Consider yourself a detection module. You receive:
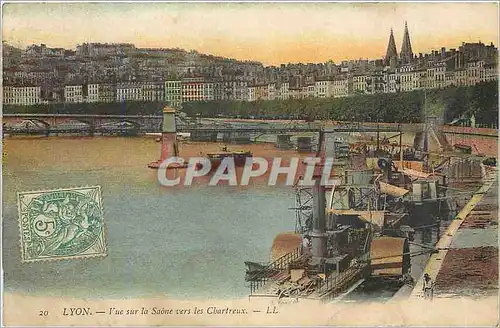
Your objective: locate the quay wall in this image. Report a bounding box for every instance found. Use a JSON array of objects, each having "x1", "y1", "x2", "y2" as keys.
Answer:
[
  {"x1": 410, "y1": 165, "x2": 498, "y2": 299},
  {"x1": 440, "y1": 126, "x2": 498, "y2": 157}
]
